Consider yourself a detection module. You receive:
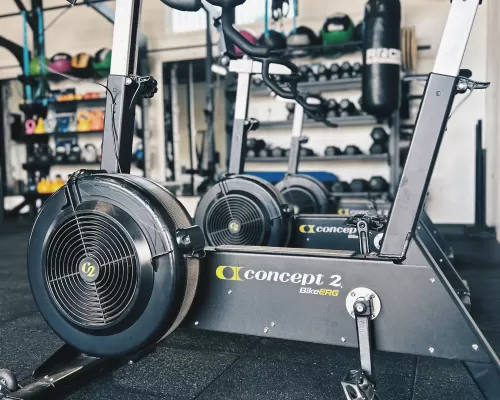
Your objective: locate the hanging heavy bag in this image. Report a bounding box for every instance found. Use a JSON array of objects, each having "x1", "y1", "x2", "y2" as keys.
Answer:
[
  {"x1": 362, "y1": 0, "x2": 401, "y2": 118},
  {"x1": 92, "y1": 48, "x2": 112, "y2": 77}
]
